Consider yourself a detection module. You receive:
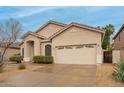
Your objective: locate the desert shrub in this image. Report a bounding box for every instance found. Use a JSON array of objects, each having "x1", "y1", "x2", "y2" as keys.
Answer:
[
  {"x1": 113, "y1": 59, "x2": 124, "y2": 81},
  {"x1": 33, "y1": 56, "x2": 53, "y2": 64},
  {"x1": 9, "y1": 54, "x2": 23, "y2": 63},
  {"x1": 18, "y1": 63, "x2": 26, "y2": 70}
]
